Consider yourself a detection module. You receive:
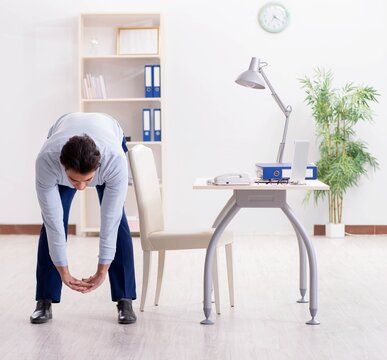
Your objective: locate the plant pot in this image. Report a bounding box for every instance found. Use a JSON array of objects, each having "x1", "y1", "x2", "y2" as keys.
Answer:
[{"x1": 326, "y1": 223, "x2": 345, "y2": 238}]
